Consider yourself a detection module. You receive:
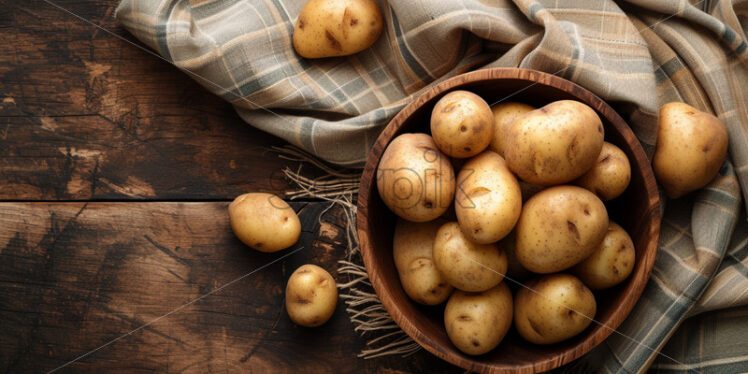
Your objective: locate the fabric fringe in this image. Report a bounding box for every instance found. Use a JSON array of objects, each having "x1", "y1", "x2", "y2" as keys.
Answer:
[{"x1": 273, "y1": 145, "x2": 421, "y2": 359}]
